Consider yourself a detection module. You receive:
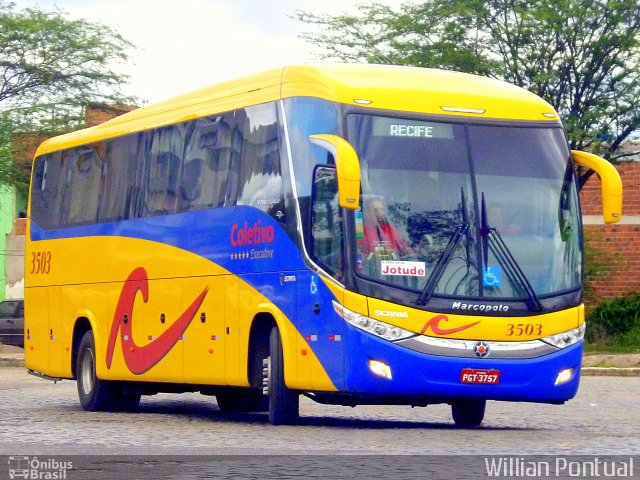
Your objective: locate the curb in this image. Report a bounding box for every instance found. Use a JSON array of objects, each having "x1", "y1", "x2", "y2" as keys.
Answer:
[
  {"x1": 581, "y1": 367, "x2": 640, "y2": 377},
  {"x1": 0, "y1": 356, "x2": 24, "y2": 368}
]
